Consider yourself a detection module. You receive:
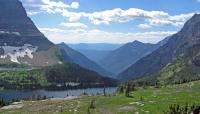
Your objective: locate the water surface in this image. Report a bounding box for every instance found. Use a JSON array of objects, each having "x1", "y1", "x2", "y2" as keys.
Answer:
[{"x1": 0, "y1": 87, "x2": 117, "y2": 101}]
